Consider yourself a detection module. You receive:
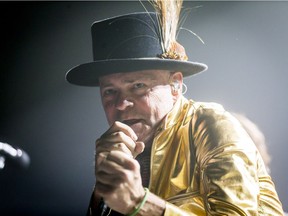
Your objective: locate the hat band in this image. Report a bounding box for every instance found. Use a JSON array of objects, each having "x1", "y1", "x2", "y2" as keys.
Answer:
[{"x1": 157, "y1": 41, "x2": 188, "y2": 61}]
